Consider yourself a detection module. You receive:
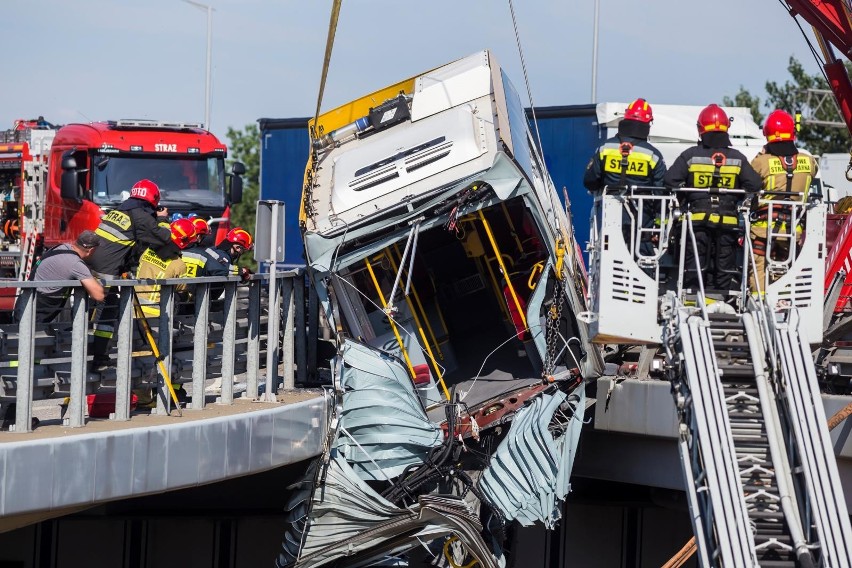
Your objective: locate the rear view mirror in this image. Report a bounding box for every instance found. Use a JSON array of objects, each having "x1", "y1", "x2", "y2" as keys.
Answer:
[
  {"x1": 60, "y1": 171, "x2": 79, "y2": 201},
  {"x1": 229, "y1": 175, "x2": 243, "y2": 204},
  {"x1": 231, "y1": 161, "x2": 246, "y2": 176},
  {"x1": 60, "y1": 151, "x2": 80, "y2": 201},
  {"x1": 61, "y1": 154, "x2": 77, "y2": 170}
]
